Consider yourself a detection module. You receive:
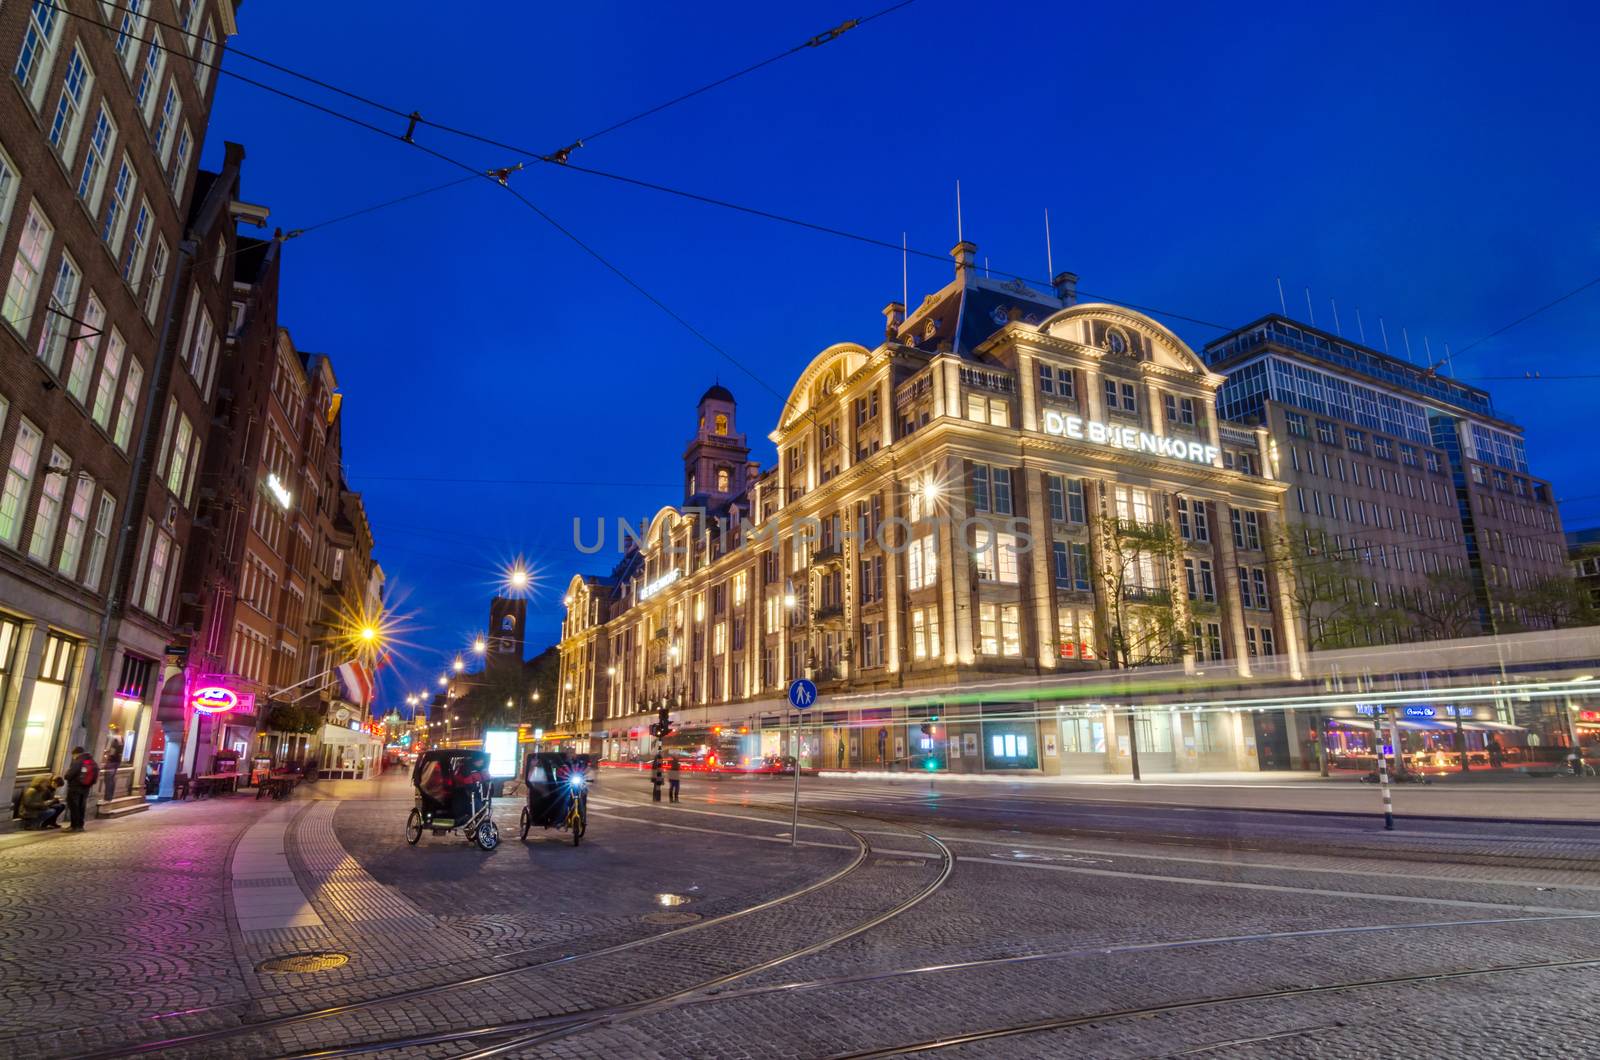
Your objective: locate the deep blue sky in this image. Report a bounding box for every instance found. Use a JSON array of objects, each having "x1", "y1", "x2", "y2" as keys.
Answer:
[{"x1": 202, "y1": 1, "x2": 1600, "y2": 713}]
